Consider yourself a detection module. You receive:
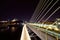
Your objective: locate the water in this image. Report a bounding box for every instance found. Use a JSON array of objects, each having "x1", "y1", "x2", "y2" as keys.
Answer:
[
  {"x1": 0, "y1": 24, "x2": 41, "y2": 40},
  {"x1": 0, "y1": 24, "x2": 23, "y2": 40}
]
